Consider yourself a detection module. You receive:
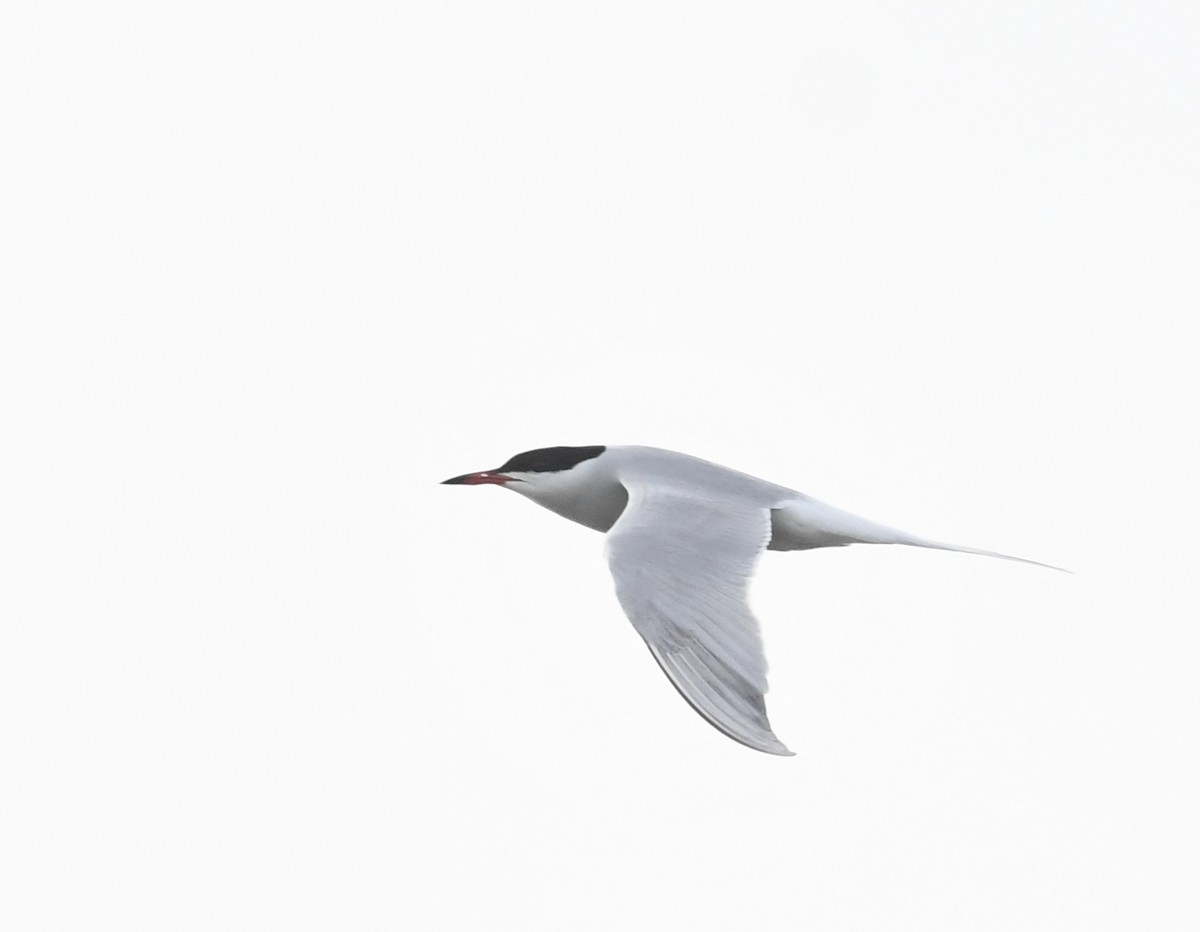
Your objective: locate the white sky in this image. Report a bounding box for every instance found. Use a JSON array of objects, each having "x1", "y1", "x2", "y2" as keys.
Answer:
[{"x1": 2, "y1": 2, "x2": 1197, "y2": 929}]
